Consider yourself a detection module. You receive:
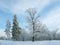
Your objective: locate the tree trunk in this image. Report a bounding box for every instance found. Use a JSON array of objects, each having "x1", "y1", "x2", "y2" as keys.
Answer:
[{"x1": 32, "y1": 36, "x2": 34, "y2": 42}]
